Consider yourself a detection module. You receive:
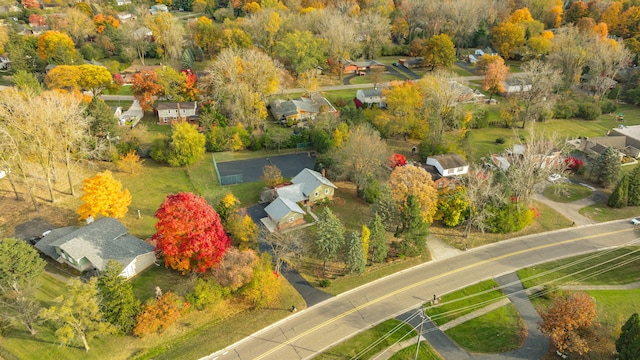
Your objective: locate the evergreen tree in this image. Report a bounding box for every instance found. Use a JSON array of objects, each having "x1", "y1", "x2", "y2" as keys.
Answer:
[
  {"x1": 398, "y1": 195, "x2": 429, "y2": 256},
  {"x1": 608, "y1": 175, "x2": 629, "y2": 208},
  {"x1": 345, "y1": 231, "x2": 365, "y2": 274},
  {"x1": 370, "y1": 185, "x2": 400, "y2": 232},
  {"x1": 315, "y1": 207, "x2": 345, "y2": 277},
  {"x1": 617, "y1": 313, "x2": 640, "y2": 360},
  {"x1": 592, "y1": 146, "x2": 621, "y2": 187},
  {"x1": 98, "y1": 260, "x2": 141, "y2": 335},
  {"x1": 369, "y1": 213, "x2": 388, "y2": 263},
  {"x1": 627, "y1": 167, "x2": 640, "y2": 206},
  {"x1": 85, "y1": 98, "x2": 118, "y2": 137}
]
